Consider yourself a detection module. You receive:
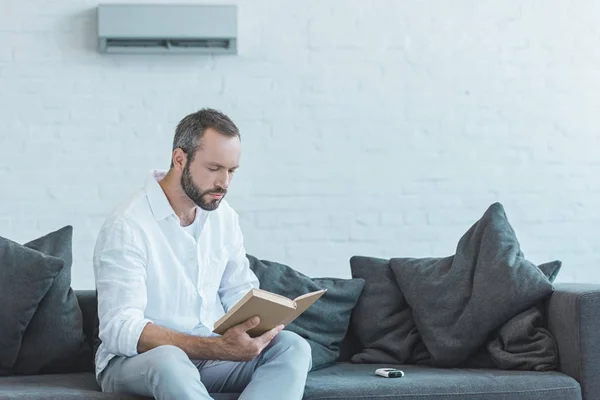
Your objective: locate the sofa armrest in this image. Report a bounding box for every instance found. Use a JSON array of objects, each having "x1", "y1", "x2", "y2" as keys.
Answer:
[{"x1": 548, "y1": 283, "x2": 600, "y2": 400}]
